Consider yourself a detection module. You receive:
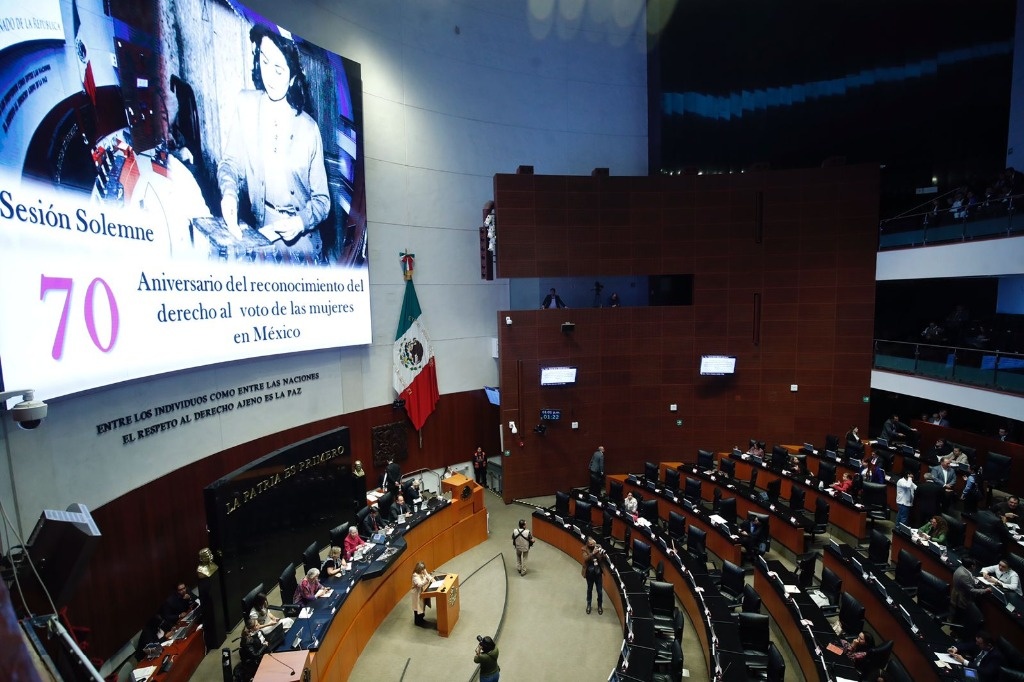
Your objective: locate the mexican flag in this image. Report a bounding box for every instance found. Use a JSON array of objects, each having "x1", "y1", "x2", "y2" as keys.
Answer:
[{"x1": 393, "y1": 279, "x2": 439, "y2": 430}]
